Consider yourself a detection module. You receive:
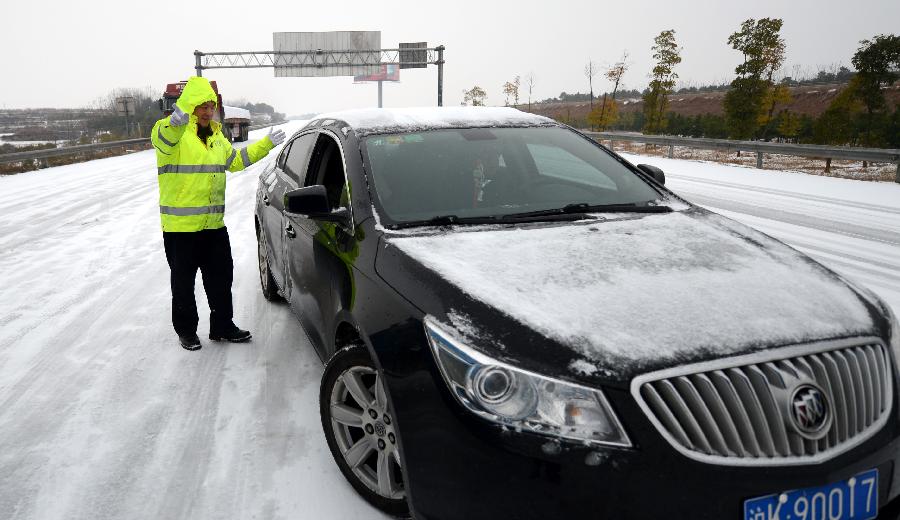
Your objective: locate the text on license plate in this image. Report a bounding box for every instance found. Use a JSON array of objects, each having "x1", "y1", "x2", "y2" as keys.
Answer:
[{"x1": 744, "y1": 469, "x2": 878, "y2": 520}]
